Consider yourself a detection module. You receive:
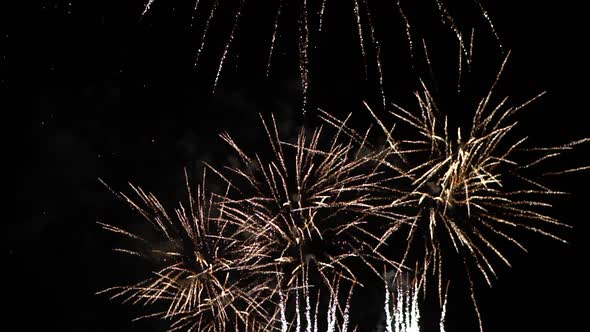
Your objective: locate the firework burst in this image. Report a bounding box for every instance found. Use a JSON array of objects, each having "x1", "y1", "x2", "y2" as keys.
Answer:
[
  {"x1": 332, "y1": 52, "x2": 588, "y2": 330},
  {"x1": 212, "y1": 114, "x2": 391, "y2": 290},
  {"x1": 98, "y1": 171, "x2": 271, "y2": 331}
]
